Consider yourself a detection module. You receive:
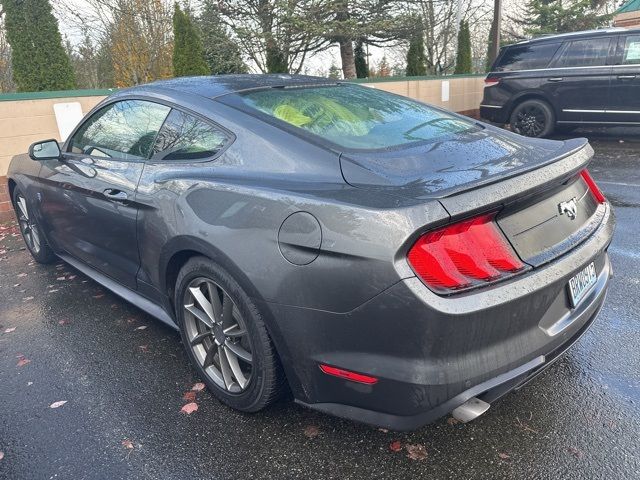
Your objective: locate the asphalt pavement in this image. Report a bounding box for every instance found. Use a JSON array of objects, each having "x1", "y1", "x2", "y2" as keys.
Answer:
[{"x1": 1, "y1": 127, "x2": 639, "y2": 480}]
